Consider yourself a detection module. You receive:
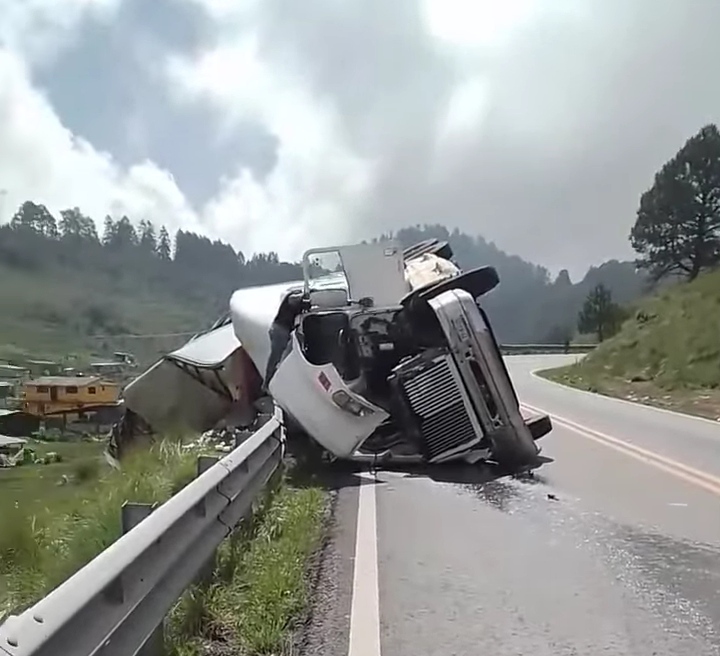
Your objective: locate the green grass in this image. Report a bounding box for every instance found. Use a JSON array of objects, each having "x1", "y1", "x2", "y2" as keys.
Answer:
[
  {"x1": 0, "y1": 439, "x2": 105, "y2": 517},
  {"x1": 0, "y1": 262, "x2": 208, "y2": 365},
  {"x1": 166, "y1": 477, "x2": 328, "y2": 656},
  {"x1": 0, "y1": 440, "x2": 198, "y2": 618},
  {"x1": 0, "y1": 438, "x2": 329, "y2": 656},
  {"x1": 538, "y1": 269, "x2": 720, "y2": 416}
]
